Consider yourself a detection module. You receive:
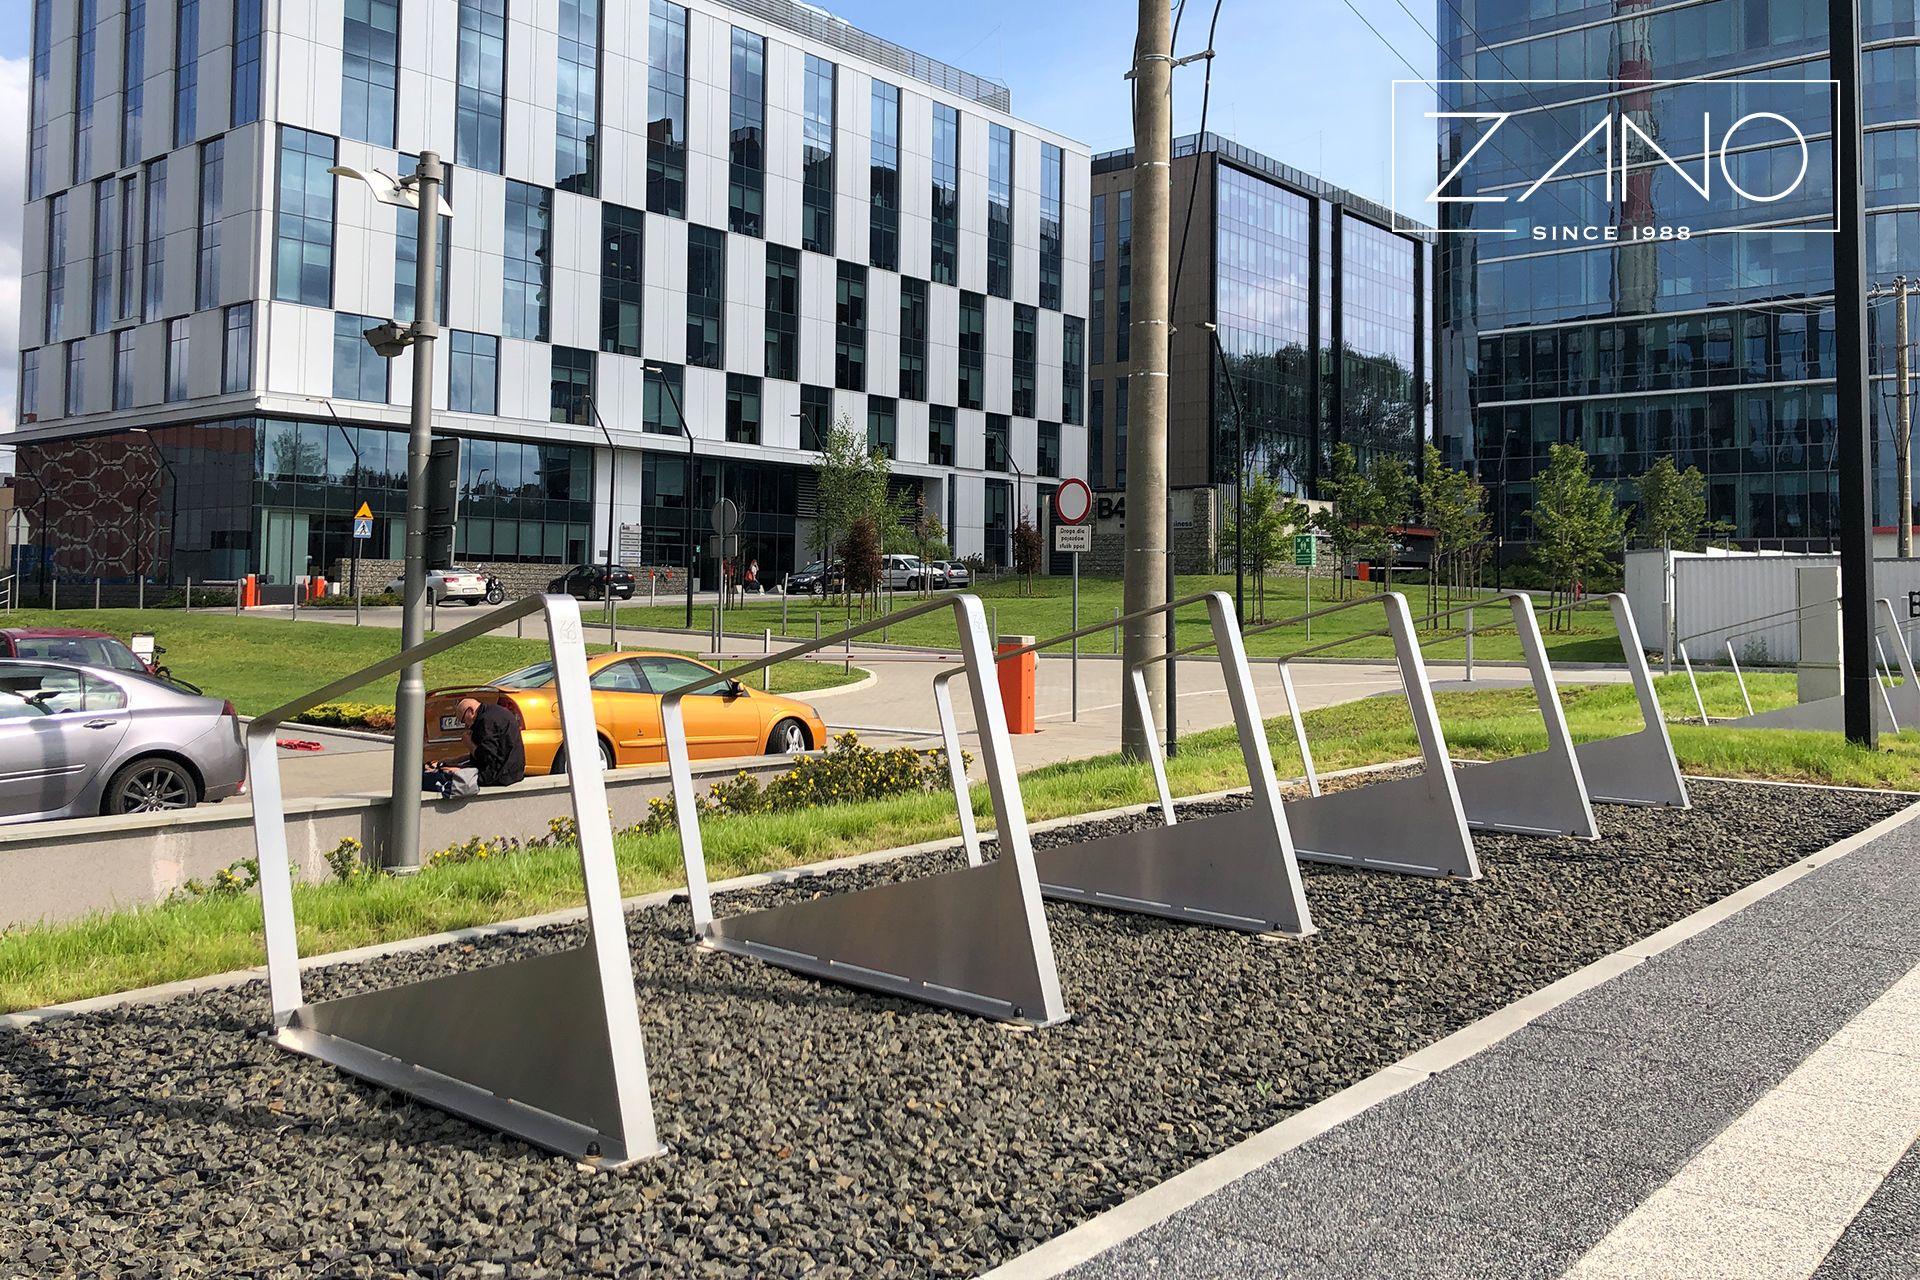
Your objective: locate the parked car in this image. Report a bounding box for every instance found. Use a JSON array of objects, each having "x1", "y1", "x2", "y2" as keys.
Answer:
[
  {"x1": 880, "y1": 555, "x2": 929, "y2": 589},
  {"x1": 0, "y1": 627, "x2": 154, "y2": 676},
  {"x1": 786, "y1": 562, "x2": 843, "y2": 596},
  {"x1": 381, "y1": 566, "x2": 490, "y2": 605},
  {"x1": 932, "y1": 560, "x2": 971, "y2": 589},
  {"x1": 423, "y1": 651, "x2": 829, "y2": 775},
  {"x1": 0, "y1": 659, "x2": 246, "y2": 823},
  {"x1": 547, "y1": 563, "x2": 638, "y2": 601}
]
